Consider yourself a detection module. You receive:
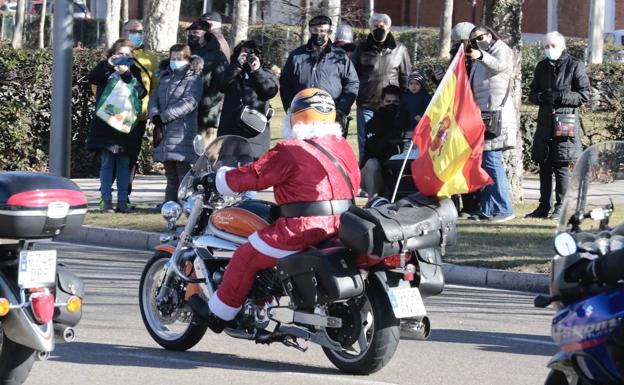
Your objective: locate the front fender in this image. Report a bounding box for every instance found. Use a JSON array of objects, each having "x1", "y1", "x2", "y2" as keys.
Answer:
[
  {"x1": 547, "y1": 351, "x2": 578, "y2": 383},
  {"x1": 0, "y1": 272, "x2": 54, "y2": 352}
]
